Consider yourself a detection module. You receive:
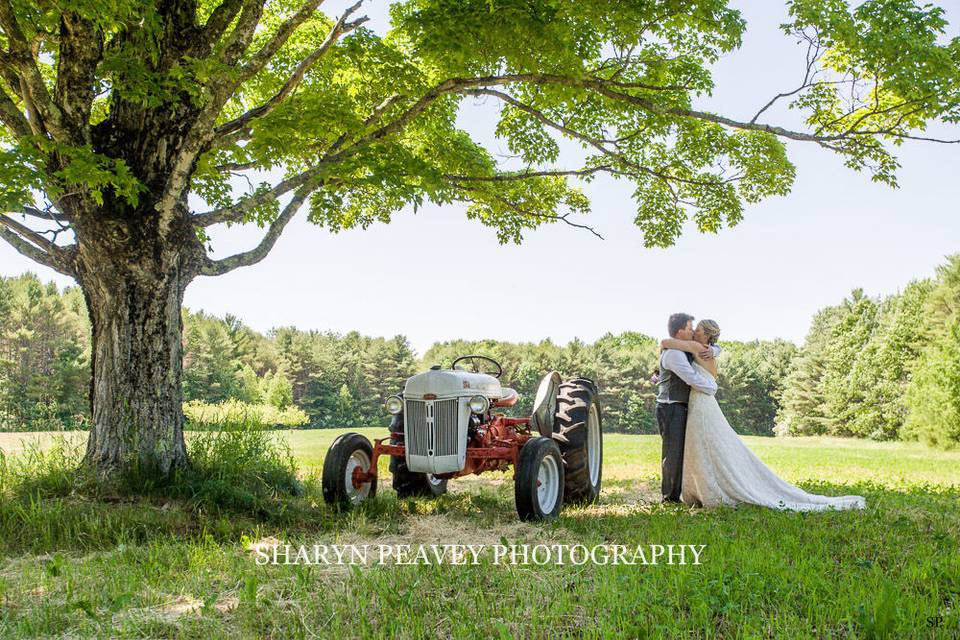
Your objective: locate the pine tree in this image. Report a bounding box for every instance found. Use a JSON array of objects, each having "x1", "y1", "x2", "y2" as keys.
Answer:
[
  {"x1": 904, "y1": 255, "x2": 960, "y2": 447},
  {"x1": 0, "y1": 274, "x2": 89, "y2": 430},
  {"x1": 777, "y1": 306, "x2": 845, "y2": 436},
  {"x1": 264, "y1": 367, "x2": 295, "y2": 411},
  {"x1": 846, "y1": 280, "x2": 933, "y2": 439},
  {"x1": 821, "y1": 290, "x2": 880, "y2": 436}
]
